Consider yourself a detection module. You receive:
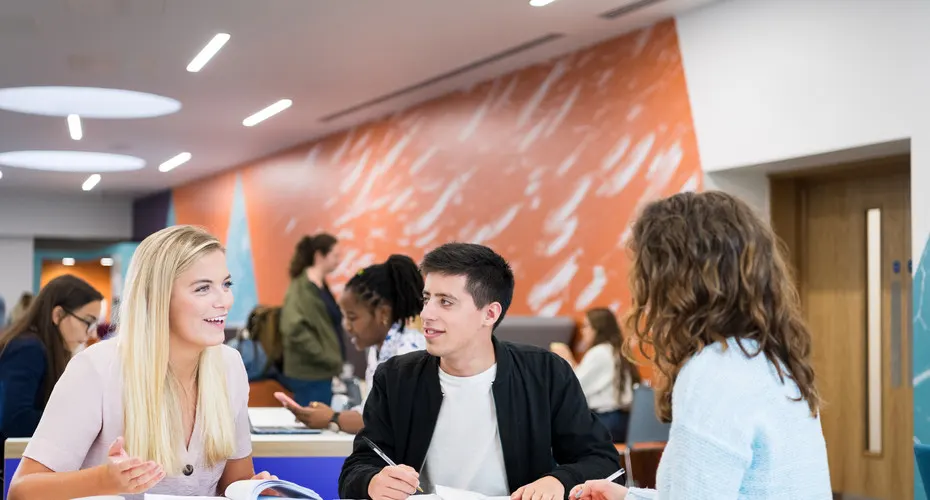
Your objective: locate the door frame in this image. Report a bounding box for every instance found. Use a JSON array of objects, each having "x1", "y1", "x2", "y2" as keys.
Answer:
[
  {"x1": 769, "y1": 155, "x2": 910, "y2": 295},
  {"x1": 768, "y1": 155, "x2": 912, "y2": 499}
]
